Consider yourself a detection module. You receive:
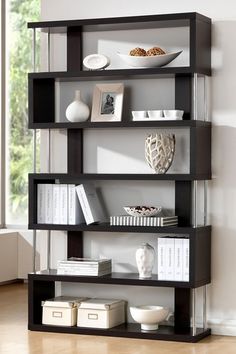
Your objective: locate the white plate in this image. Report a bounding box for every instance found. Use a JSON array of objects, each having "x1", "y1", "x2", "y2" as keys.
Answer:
[
  {"x1": 83, "y1": 54, "x2": 110, "y2": 70},
  {"x1": 117, "y1": 51, "x2": 182, "y2": 68}
]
